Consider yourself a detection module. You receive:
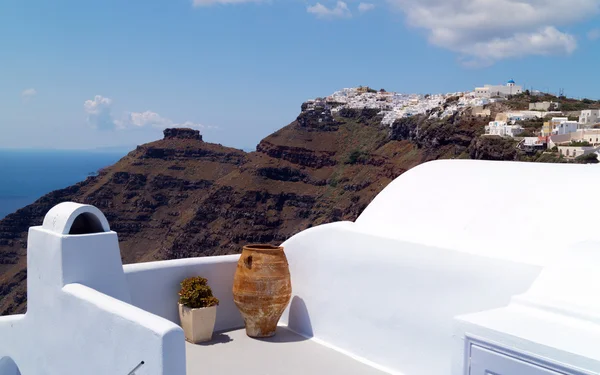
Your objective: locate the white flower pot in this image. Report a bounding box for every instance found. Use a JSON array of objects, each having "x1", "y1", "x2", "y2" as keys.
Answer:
[{"x1": 178, "y1": 304, "x2": 217, "y2": 343}]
